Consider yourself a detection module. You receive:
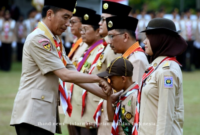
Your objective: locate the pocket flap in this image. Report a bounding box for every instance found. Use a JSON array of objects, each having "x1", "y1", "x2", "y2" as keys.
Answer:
[{"x1": 31, "y1": 90, "x2": 54, "y2": 103}]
